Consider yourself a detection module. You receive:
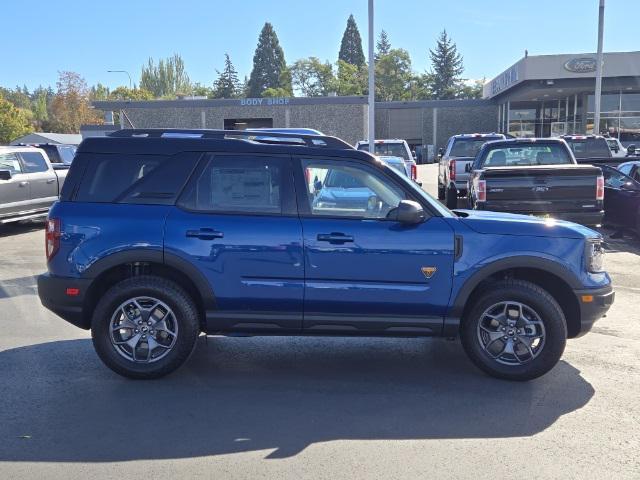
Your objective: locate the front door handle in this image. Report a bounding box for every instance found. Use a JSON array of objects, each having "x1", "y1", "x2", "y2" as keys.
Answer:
[
  {"x1": 186, "y1": 228, "x2": 224, "y2": 240},
  {"x1": 317, "y1": 232, "x2": 354, "y2": 244},
  {"x1": 19, "y1": 181, "x2": 29, "y2": 187},
  {"x1": 46, "y1": 178, "x2": 56, "y2": 184}
]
